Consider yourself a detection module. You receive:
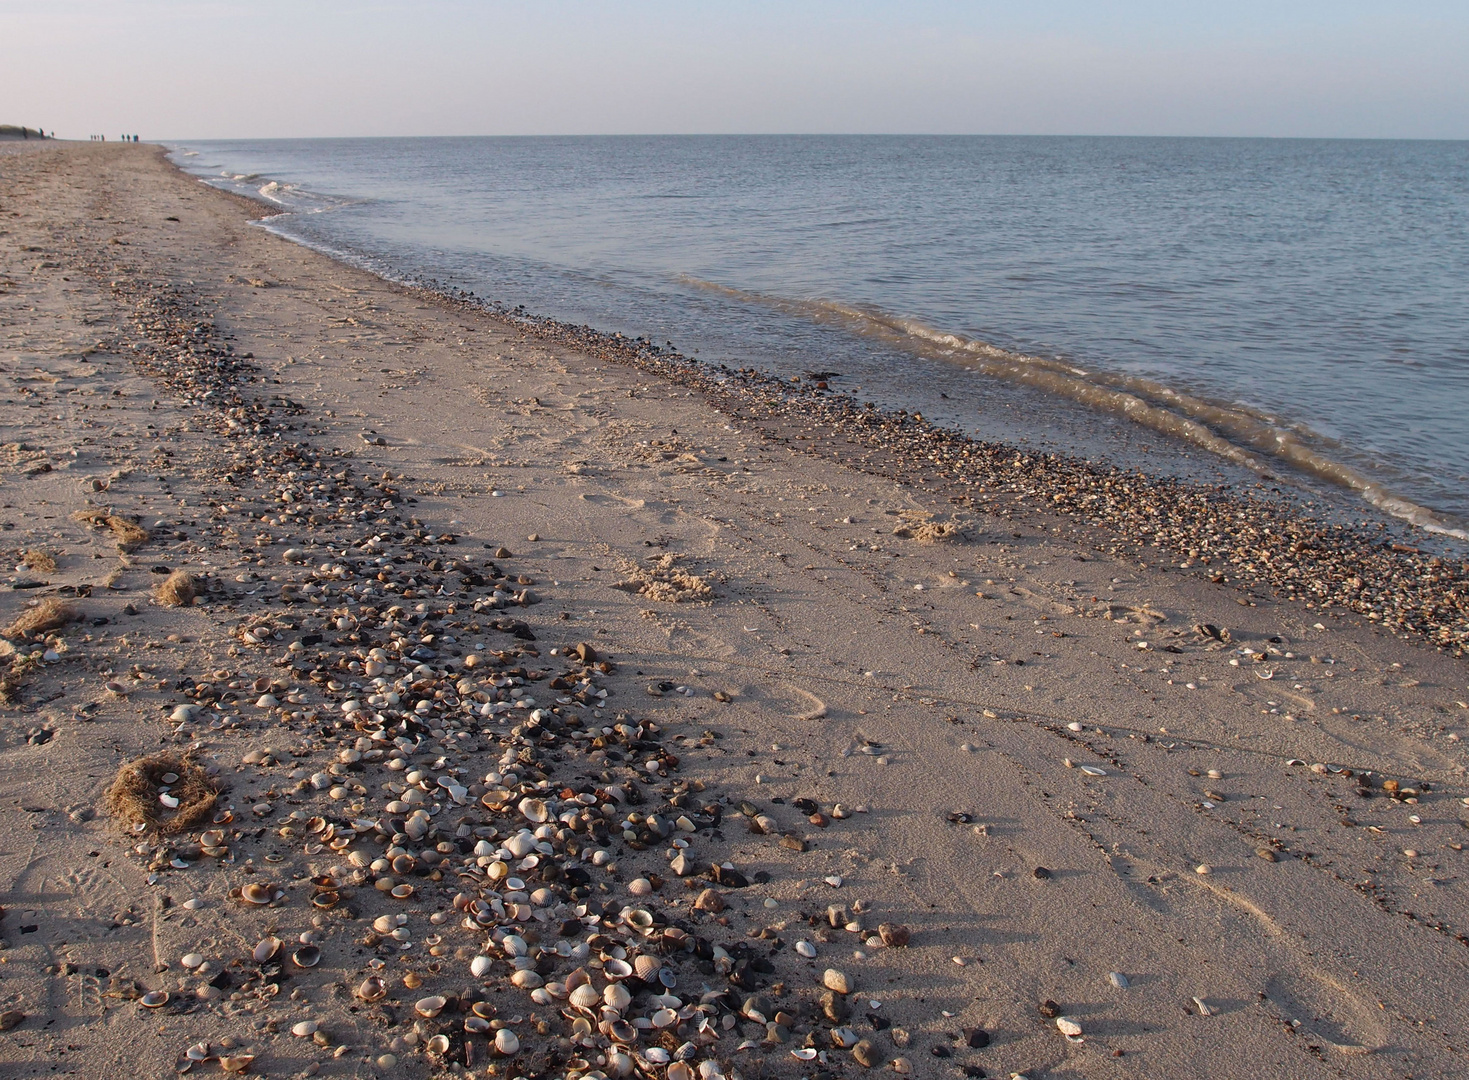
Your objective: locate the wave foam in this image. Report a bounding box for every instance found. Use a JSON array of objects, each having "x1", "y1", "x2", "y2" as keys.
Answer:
[{"x1": 682, "y1": 277, "x2": 1466, "y2": 538}]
